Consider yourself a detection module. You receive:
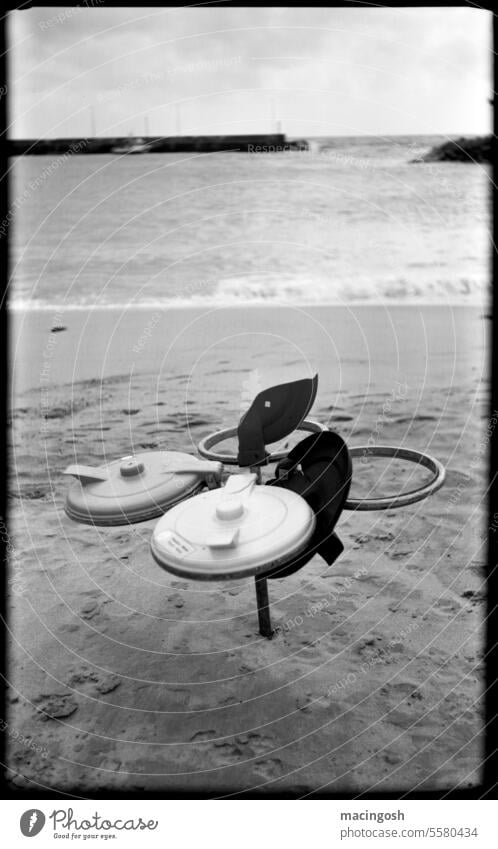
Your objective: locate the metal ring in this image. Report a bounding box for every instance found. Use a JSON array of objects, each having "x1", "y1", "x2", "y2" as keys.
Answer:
[
  {"x1": 345, "y1": 446, "x2": 446, "y2": 510},
  {"x1": 197, "y1": 419, "x2": 327, "y2": 465},
  {"x1": 198, "y1": 429, "x2": 445, "y2": 509}
]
